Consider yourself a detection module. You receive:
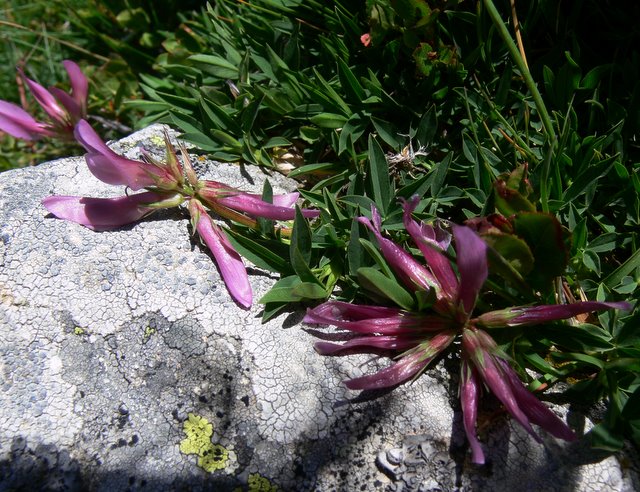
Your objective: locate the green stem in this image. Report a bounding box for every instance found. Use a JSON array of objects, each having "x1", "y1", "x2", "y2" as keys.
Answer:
[{"x1": 482, "y1": 0, "x2": 556, "y2": 147}]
